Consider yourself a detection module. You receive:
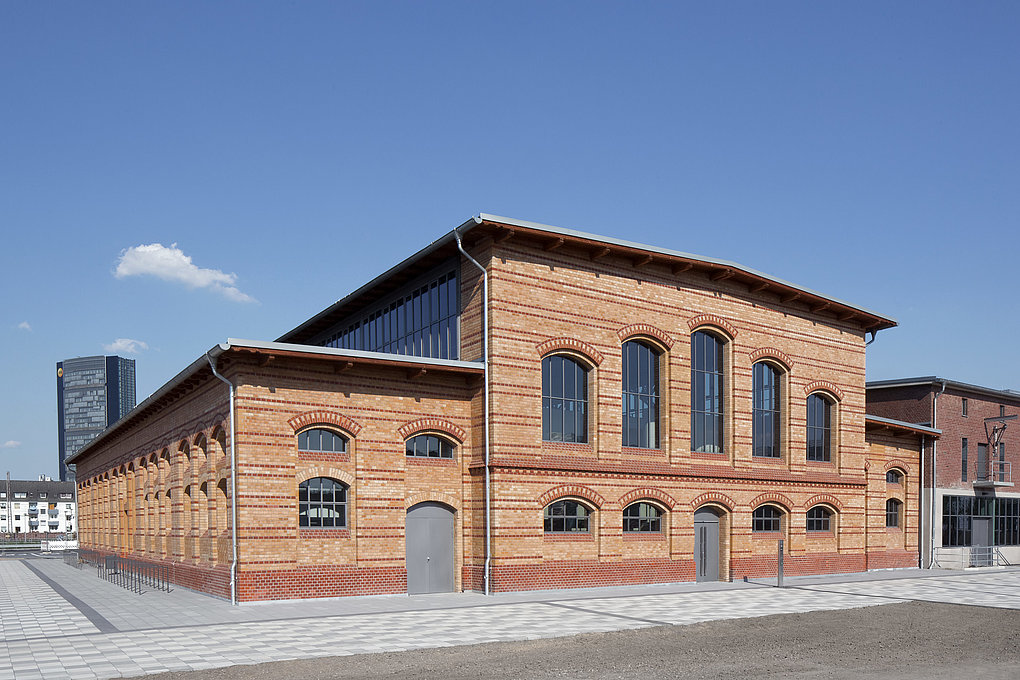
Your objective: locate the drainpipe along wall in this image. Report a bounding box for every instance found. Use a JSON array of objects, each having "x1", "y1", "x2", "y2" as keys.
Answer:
[
  {"x1": 207, "y1": 352, "x2": 239, "y2": 605},
  {"x1": 930, "y1": 380, "x2": 946, "y2": 568},
  {"x1": 455, "y1": 225, "x2": 491, "y2": 596}
]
